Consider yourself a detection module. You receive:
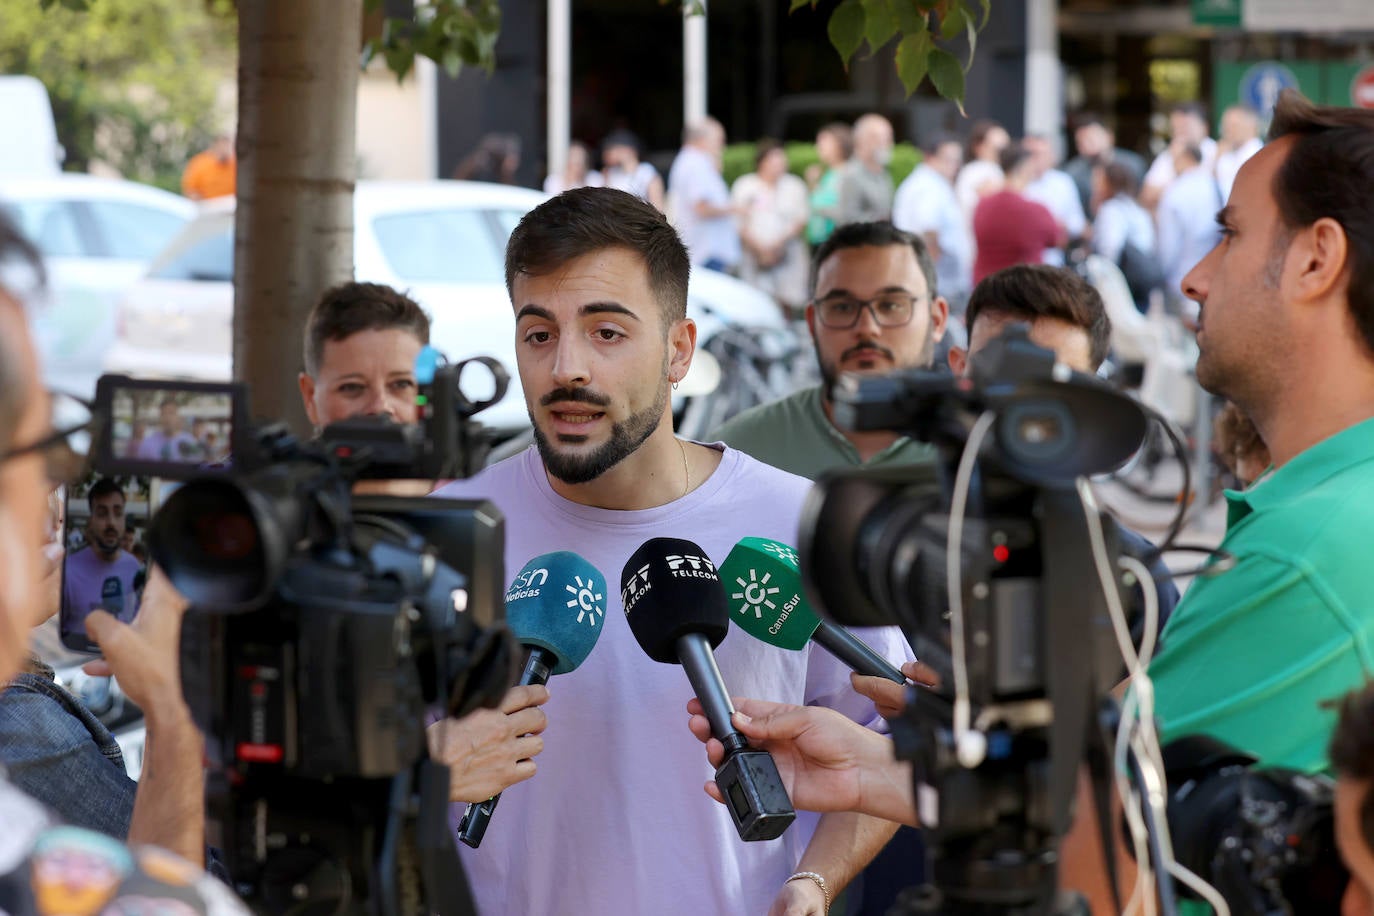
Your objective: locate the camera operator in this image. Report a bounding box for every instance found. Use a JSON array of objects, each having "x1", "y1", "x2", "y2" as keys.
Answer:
[
  {"x1": 432, "y1": 188, "x2": 912, "y2": 916},
  {"x1": 296, "y1": 280, "x2": 551, "y2": 804},
  {"x1": 0, "y1": 213, "x2": 245, "y2": 913}
]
